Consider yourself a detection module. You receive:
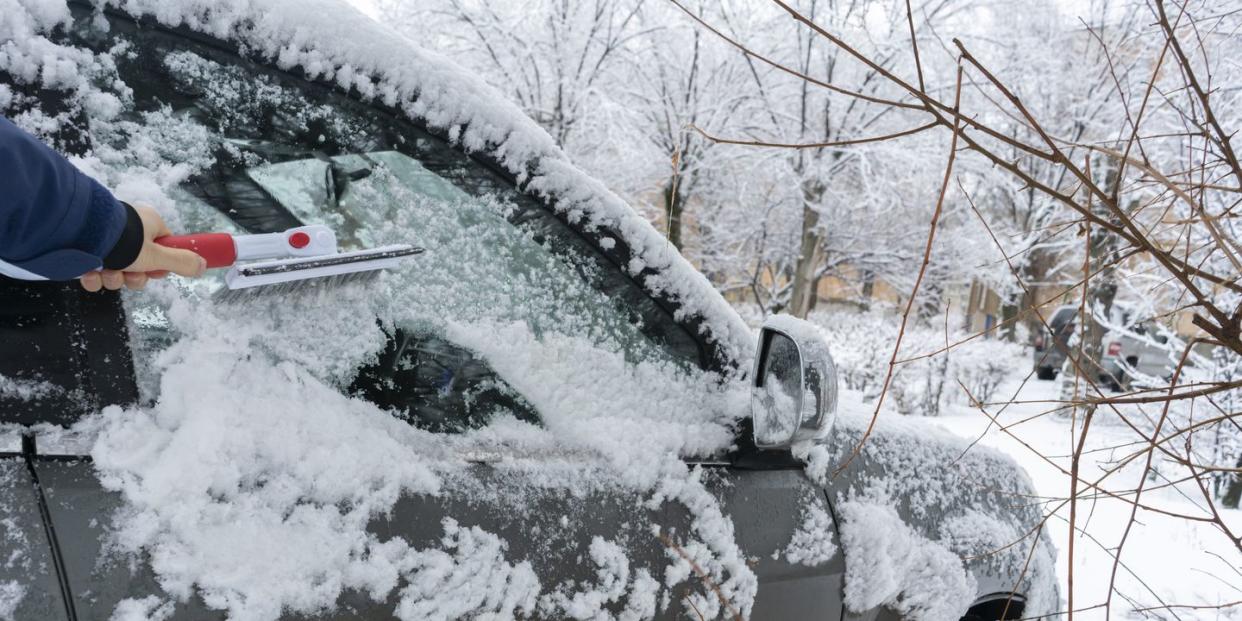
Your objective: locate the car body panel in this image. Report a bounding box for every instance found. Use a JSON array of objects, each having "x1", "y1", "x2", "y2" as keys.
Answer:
[
  {"x1": 817, "y1": 408, "x2": 1059, "y2": 616},
  {"x1": 1101, "y1": 329, "x2": 1174, "y2": 382},
  {"x1": 26, "y1": 456, "x2": 841, "y2": 620},
  {"x1": 0, "y1": 279, "x2": 138, "y2": 428}
]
